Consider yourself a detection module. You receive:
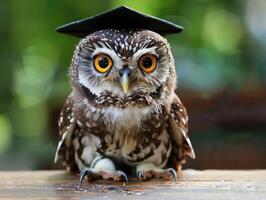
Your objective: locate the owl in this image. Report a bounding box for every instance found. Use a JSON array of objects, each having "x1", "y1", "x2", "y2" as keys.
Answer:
[{"x1": 54, "y1": 6, "x2": 195, "y2": 184}]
